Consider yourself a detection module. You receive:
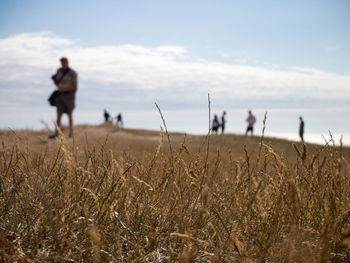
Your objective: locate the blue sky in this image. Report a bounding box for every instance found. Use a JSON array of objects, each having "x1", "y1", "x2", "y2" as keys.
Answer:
[
  {"x1": 0, "y1": 0, "x2": 350, "y2": 144},
  {"x1": 1, "y1": 0, "x2": 350, "y2": 73}
]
